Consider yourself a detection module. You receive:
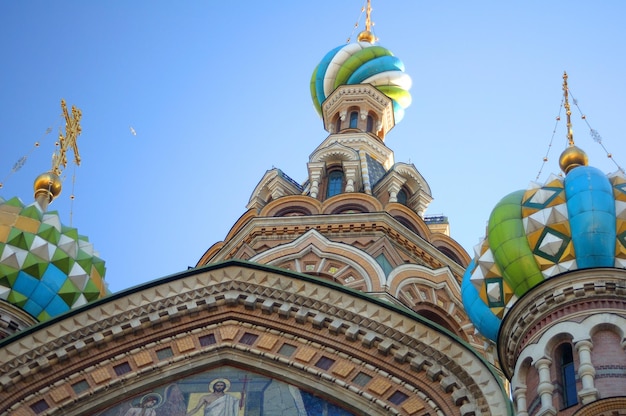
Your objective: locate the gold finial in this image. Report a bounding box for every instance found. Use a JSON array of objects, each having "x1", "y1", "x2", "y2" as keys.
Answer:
[
  {"x1": 357, "y1": 0, "x2": 376, "y2": 43},
  {"x1": 559, "y1": 72, "x2": 588, "y2": 174},
  {"x1": 364, "y1": 0, "x2": 372, "y2": 33},
  {"x1": 34, "y1": 99, "x2": 83, "y2": 209}
]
